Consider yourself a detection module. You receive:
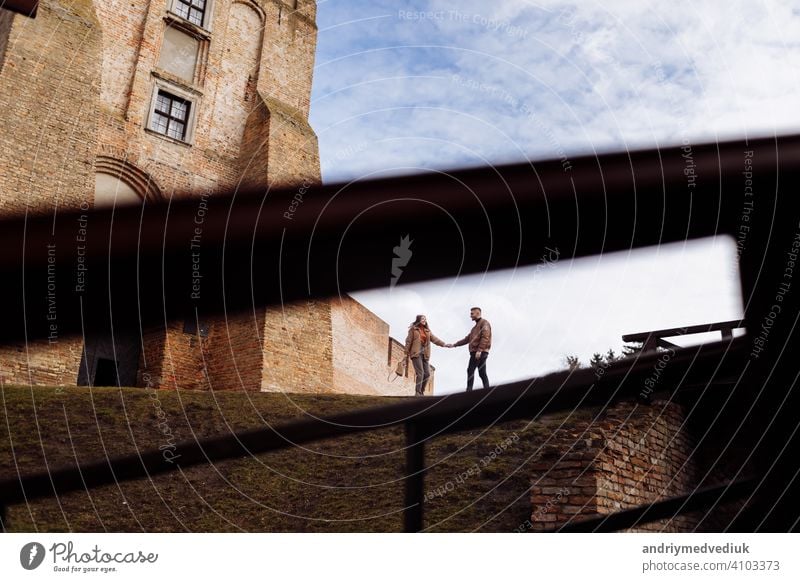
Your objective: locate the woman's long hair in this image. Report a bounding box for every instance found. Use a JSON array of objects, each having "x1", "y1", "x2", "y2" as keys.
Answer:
[{"x1": 409, "y1": 314, "x2": 429, "y2": 329}]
